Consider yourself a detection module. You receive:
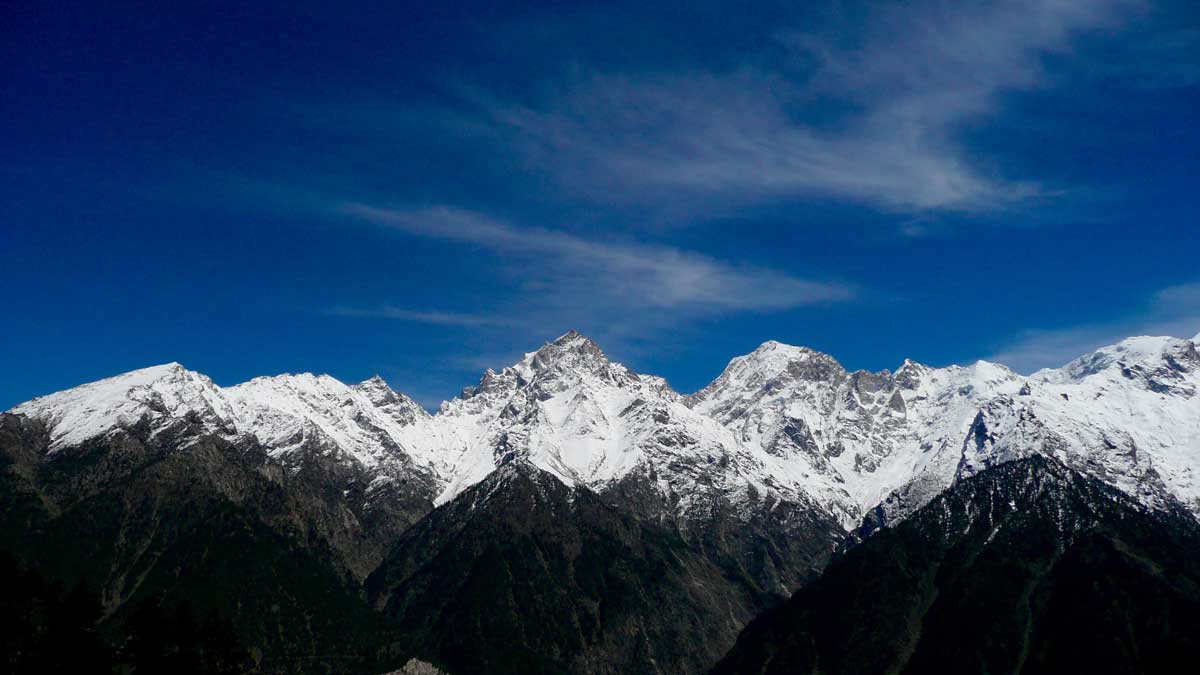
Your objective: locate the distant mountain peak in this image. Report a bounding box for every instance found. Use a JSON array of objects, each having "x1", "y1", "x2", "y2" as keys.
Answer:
[
  {"x1": 553, "y1": 327, "x2": 585, "y2": 342},
  {"x1": 354, "y1": 374, "x2": 399, "y2": 401},
  {"x1": 9, "y1": 361, "x2": 230, "y2": 450},
  {"x1": 104, "y1": 361, "x2": 192, "y2": 383},
  {"x1": 454, "y1": 332, "x2": 623, "y2": 405},
  {"x1": 747, "y1": 340, "x2": 830, "y2": 361},
  {"x1": 469, "y1": 330, "x2": 648, "y2": 404},
  {"x1": 359, "y1": 374, "x2": 390, "y2": 388},
  {"x1": 695, "y1": 341, "x2": 848, "y2": 399},
  {"x1": 528, "y1": 329, "x2": 609, "y2": 367},
  {"x1": 354, "y1": 375, "x2": 429, "y2": 425},
  {"x1": 1041, "y1": 334, "x2": 1197, "y2": 386},
  {"x1": 892, "y1": 358, "x2": 931, "y2": 388}
]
